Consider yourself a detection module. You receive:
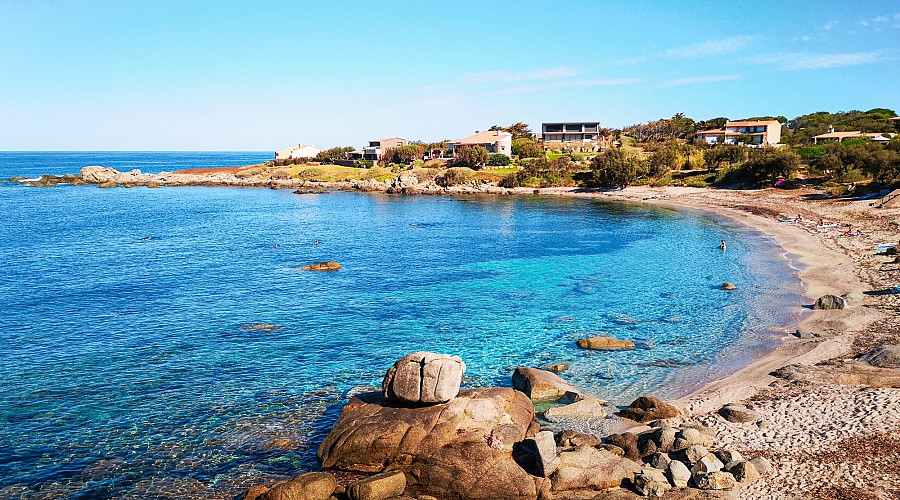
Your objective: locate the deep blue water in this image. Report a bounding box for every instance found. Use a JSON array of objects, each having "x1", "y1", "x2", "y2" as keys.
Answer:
[{"x1": 0, "y1": 153, "x2": 803, "y2": 498}]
